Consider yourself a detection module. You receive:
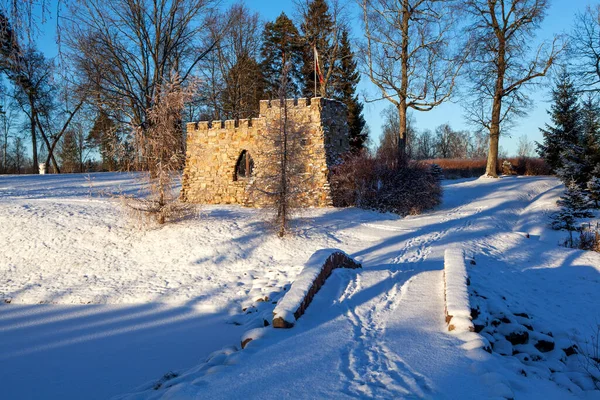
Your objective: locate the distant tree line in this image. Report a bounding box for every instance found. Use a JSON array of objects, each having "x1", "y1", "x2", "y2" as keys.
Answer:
[{"x1": 2, "y1": 0, "x2": 600, "y2": 180}]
